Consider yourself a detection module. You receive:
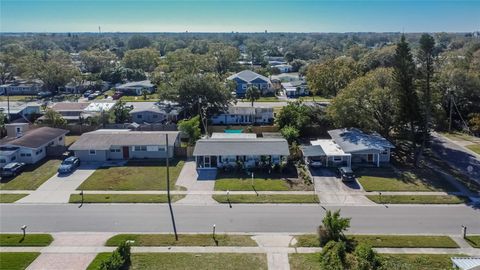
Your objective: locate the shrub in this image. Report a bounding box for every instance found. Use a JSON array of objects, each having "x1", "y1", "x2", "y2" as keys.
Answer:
[
  {"x1": 99, "y1": 250, "x2": 124, "y2": 270},
  {"x1": 320, "y1": 240, "x2": 347, "y2": 270},
  {"x1": 117, "y1": 241, "x2": 131, "y2": 266},
  {"x1": 317, "y1": 210, "x2": 351, "y2": 246},
  {"x1": 353, "y1": 243, "x2": 380, "y2": 270}
]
